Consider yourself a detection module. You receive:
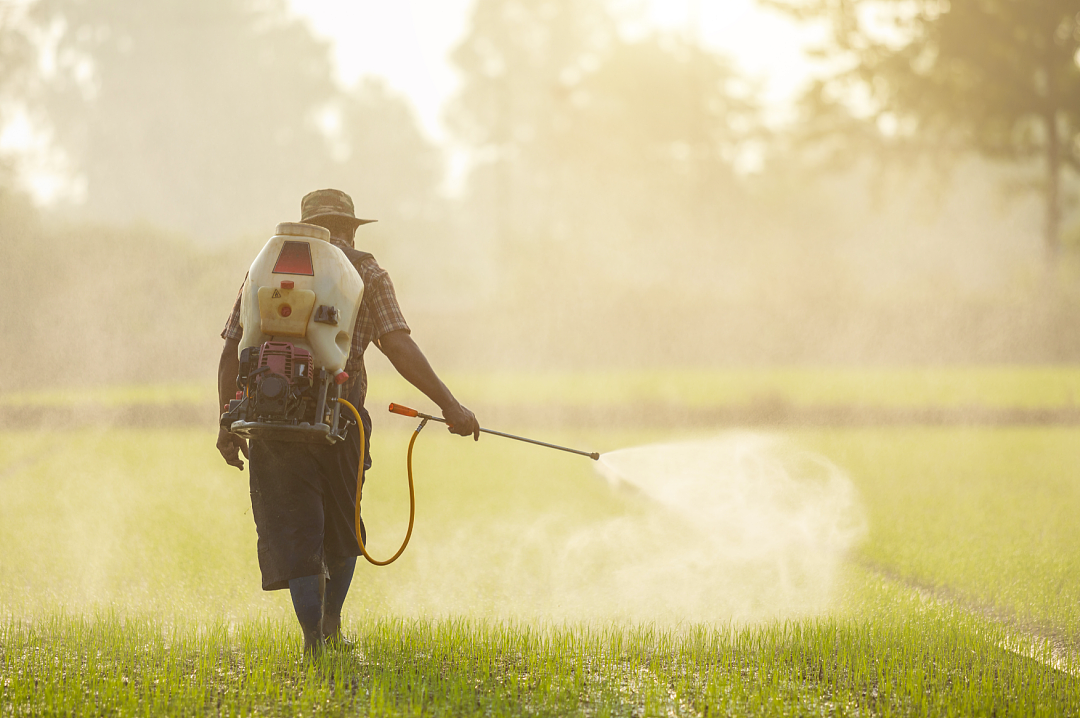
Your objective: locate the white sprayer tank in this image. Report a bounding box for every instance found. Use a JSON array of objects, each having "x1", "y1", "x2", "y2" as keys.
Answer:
[{"x1": 238, "y1": 222, "x2": 363, "y2": 377}]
